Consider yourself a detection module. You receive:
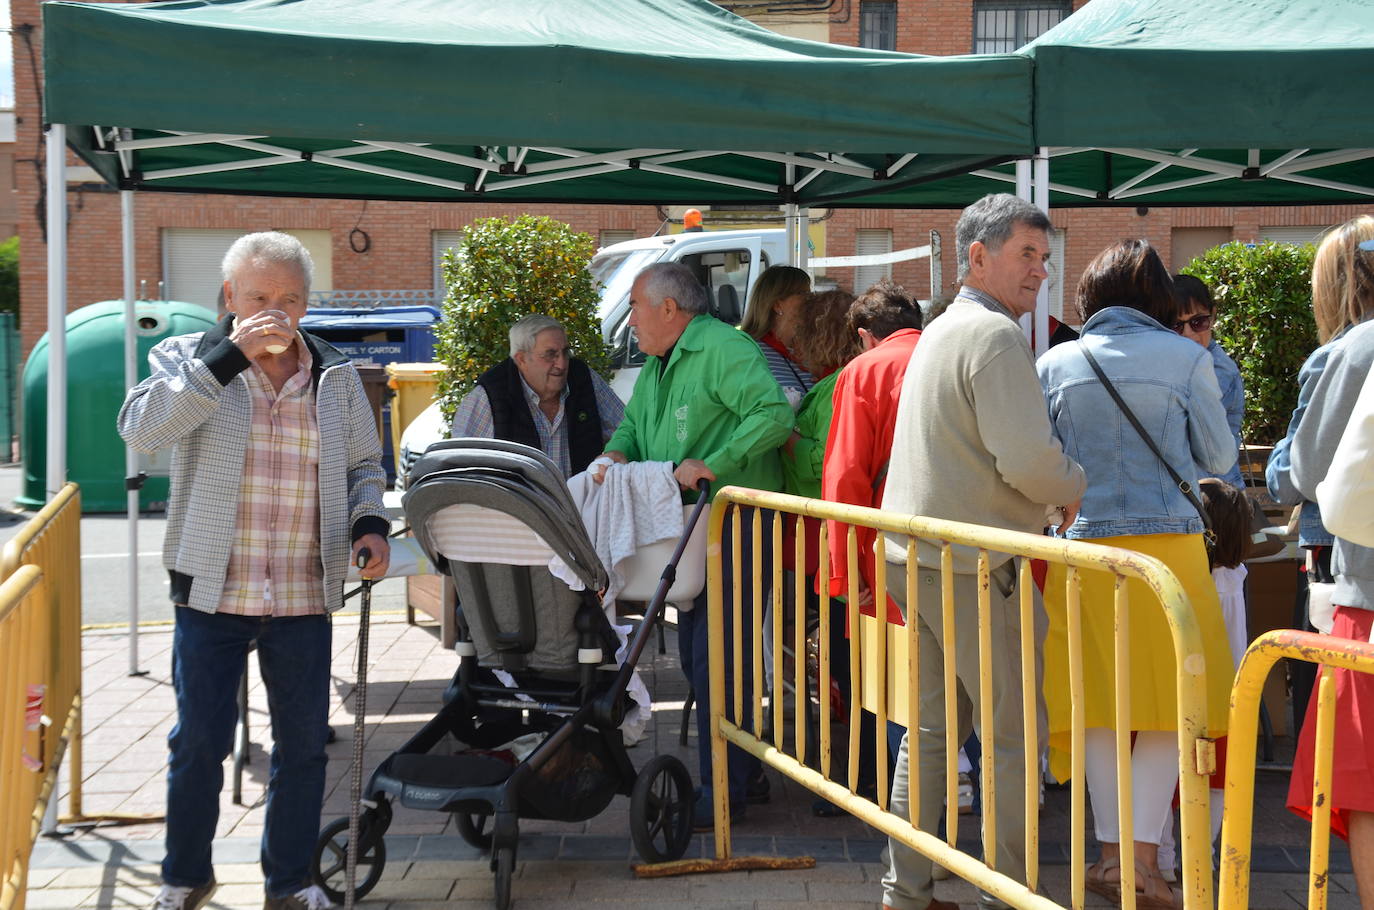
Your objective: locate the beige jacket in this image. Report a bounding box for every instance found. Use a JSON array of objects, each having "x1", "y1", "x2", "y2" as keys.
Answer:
[{"x1": 881, "y1": 291, "x2": 1085, "y2": 574}]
